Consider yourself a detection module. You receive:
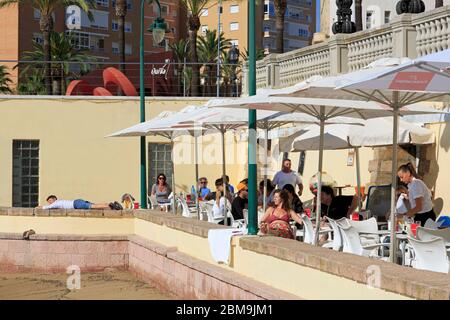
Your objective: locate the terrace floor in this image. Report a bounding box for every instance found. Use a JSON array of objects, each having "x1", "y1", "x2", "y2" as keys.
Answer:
[{"x1": 0, "y1": 270, "x2": 172, "y2": 300}]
